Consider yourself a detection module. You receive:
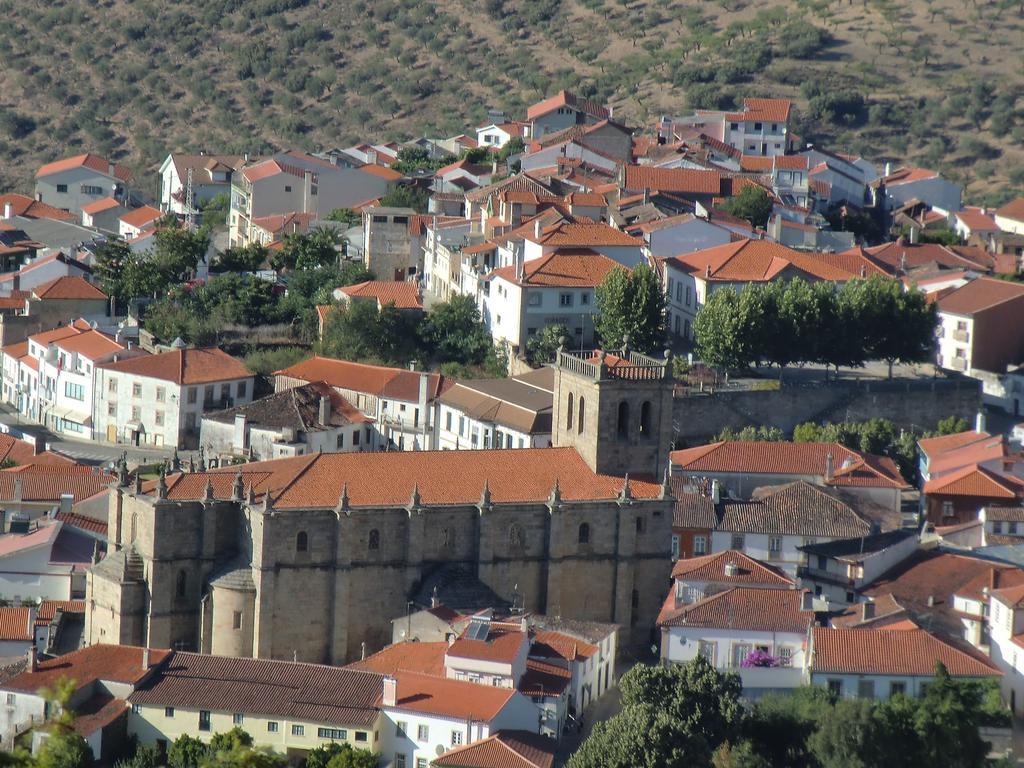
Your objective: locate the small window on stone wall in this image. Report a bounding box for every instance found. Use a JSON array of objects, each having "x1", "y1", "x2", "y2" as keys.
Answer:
[
  {"x1": 578, "y1": 523, "x2": 590, "y2": 545},
  {"x1": 296, "y1": 531, "x2": 308, "y2": 552},
  {"x1": 368, "y1": 529, "x2": 380, "y2": 550}
]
